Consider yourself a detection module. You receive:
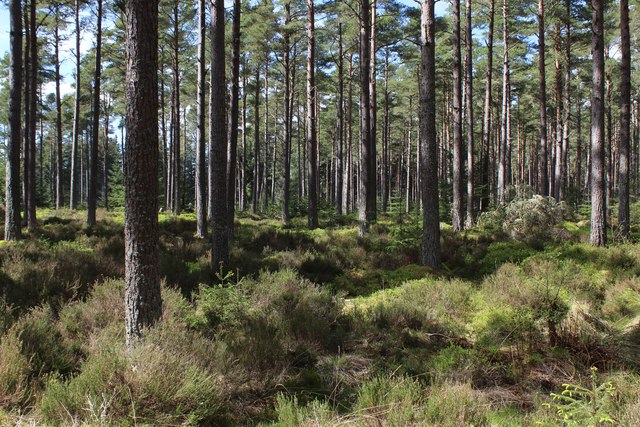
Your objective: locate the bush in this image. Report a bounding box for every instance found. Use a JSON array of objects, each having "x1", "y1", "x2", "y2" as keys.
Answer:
[
  {"x1": 424, "y1": 382, "x2": 490, "y2": 426},
  {"x1": 502, "y1": 196, "x2": 568, "y2": 245},
  {"x1": 0, "y1": 330, "x2": 30, "y2": 407},
  {"x1": 353, "y1": 376, "x2": 424, "y2": 426}
]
